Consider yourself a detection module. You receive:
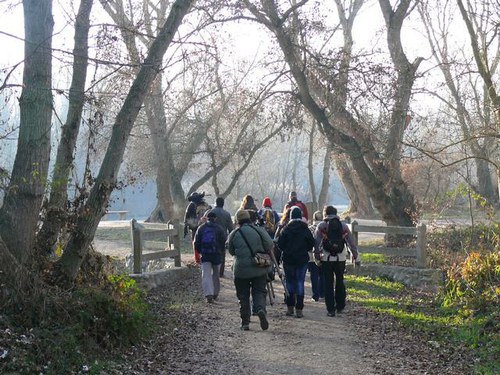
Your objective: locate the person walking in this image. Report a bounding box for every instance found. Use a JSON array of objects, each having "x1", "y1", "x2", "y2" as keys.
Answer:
[
  {"x1": 314, "y1": 205, "x2": 359, "y2": 316},
  {"x1": 308, "y1": 210, "x2": 325, "y2": 302},
  {"x1": 209, "y1": 197, "x2": 234, "y2": 277},
  {"x1": 184, "y1": 192, "x2": 211, "y2": 263},
  {"x1": 277, "y1": 206, "x2": 315, "y2": 318},
  {"x1": 257, "y1": 197, "x2": 280, "y2": 239},
  {"x1": 236, "y1": 194, "x2": 259, "y2": 225},
  {"x1": 227, "y1": 209, "x2": 275, "y2": 331},
  {"x1": 283, "y1": 191, "x2": 309, "y2": 221},
  {"x1": 194, "y1": 211, "x2": 227, "y2": 303}
]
